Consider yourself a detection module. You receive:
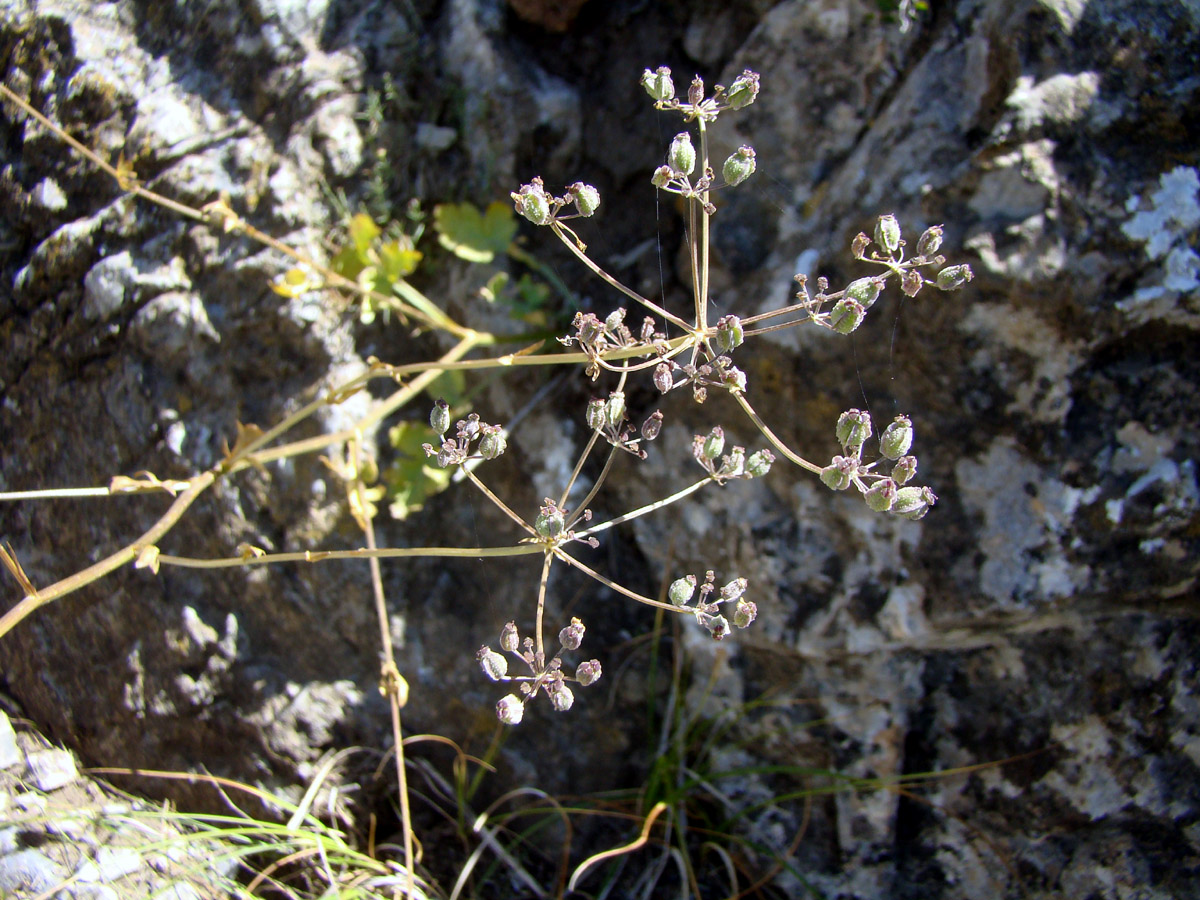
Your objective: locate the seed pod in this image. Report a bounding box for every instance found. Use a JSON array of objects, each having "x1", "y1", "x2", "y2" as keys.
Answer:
[
  {"x1": 714, "y1": 315, "x2": 744, "y2": 353},
  {"x1": 836, "y1": 409, "x2": 873, "y2": 451},
  {"x1": 875, "y1": 214, "x2": 901, "y2": 255},
  {"x1": 500, "y1": 621, "x2": 519, "y2": 653},
  {"x1": 844, "y1": 277, "x2": 883, "y2": 309},
  {"x1": 821, "y1": 455, "x2": 857, "y2": 491},
  {"x1": 430, "y1": 399, "x2": 451, "y2": 435},
  {"x1": 688, "y1": 76, "x2": 705, "y2": 107},
  {"x1": 901, "y1": 268, "x2": 924, "y2": 297},
  {"x1": 700, "y1": 612, "x2": 730, "y2": 640},
  {"x1": 936, "y1": 264, "x2": 974, "y2": 291},
  {"x1": 864, "y1": 478, "x2": 898, "y2": 512},
  {"x1": 496, "y1": 694, "x2": 524, "y2": 725},
  {"x1": 916, "y1": 224, "x2": 943, "y2": 258},
  {"x1": 511, "y1": 179, "x2": 552, "y2": 225},
  {"x1": 548, "y1": 682, "x2": 574, "y2": 712},
  {"x1": 652, "y1": 165, "x2": 673, "y2": 188},
  {"x1": 733, "y1": 598, "x2": 757, "y2": 628},
  {"x1": 724, "y1": 70, "x2": 760, "y2": 109},
  {"x1": 892, "y1": 455, "x2": 918, "y2": 485},
  {"x1": 892, "y1": 486, "x2": 937, "y2": 520},
  {"x1": 829, "y1": 298, "x2": 866, "y2": 333},
  {"x1": 702, "y1": 426, "x2": 725, "y2": 460},
  {"x1": 722, "y1": 146, "x2": 756, "y2": 187},
  {"x1": 576, "y1": 659, "x2": 602, "y2": 686},
  {"x1": 559, "y1": 617, "x2": 585, "y2": 651},
  {"x1": 746, "y1": 449, "x2": 775, "y2": 478},
  {"x1": 669, "y1": 574, "x2": 697, "y2": 606},
  {"x1": 720, "y1": 577, "x2": 748, "y2": 602},
  {"x1": 477, "y1": 646, "x2": 508, "y2": 681},
  {"x1": 478, "y1": 426, "x2": 507, "y2": 460},
  {"x1": 668, "y1": 132, "x2": 696, "y2": 176},
  {"x1": 654, "y1": 361, "x2": 674, "y2": 393},
  {"x1": 641, "y1": 409, "x2": 663, "y2": 441},
  {"x1": 535, "y1": 500, "x2": 565, "y2": 540},
  {"x1": 640, "y1": 66, "x2": 675, "y2": 102},
  {"x1": 604, "y1": 307, "x2": 625, "y2": 333},
  {"x1": 604, "y1": 391, "x2": 626, "y2": 428},
  {"x1": 880, "y1": 415, "x2": 914, "y2": 459},
  {"x1": 569, "y1": 182, "x2": 601, "y2": 217},
  {"x1": 586, "y1": 398, "x2": 606, "y2": 431}
]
